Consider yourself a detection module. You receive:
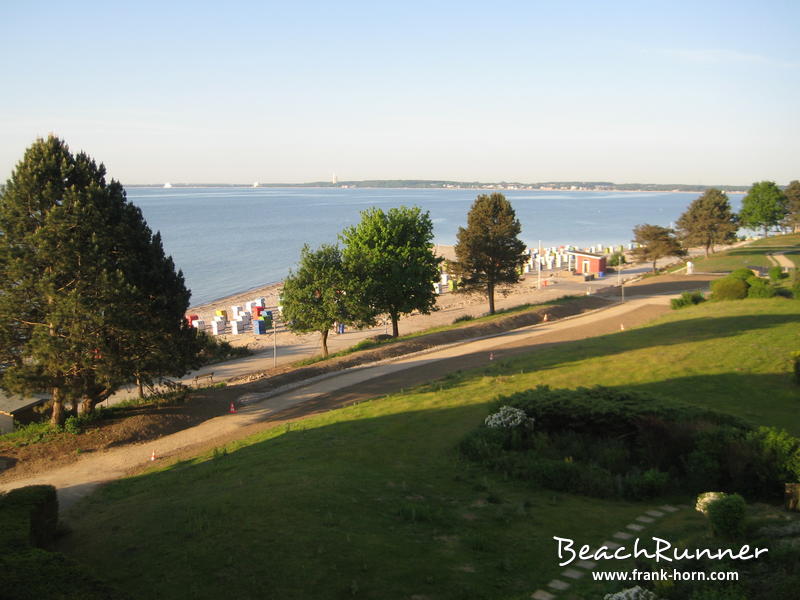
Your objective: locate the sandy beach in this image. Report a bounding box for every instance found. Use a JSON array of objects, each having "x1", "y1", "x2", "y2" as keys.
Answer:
[{"x1": 186, "y1": 244, "x2": 631, "y2": 358}]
